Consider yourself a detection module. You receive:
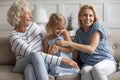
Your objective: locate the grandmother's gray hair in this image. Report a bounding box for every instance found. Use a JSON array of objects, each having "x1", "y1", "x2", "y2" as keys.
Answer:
[{"x1": 7, "y1": 0, "x2": 29, "y2": 27}]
